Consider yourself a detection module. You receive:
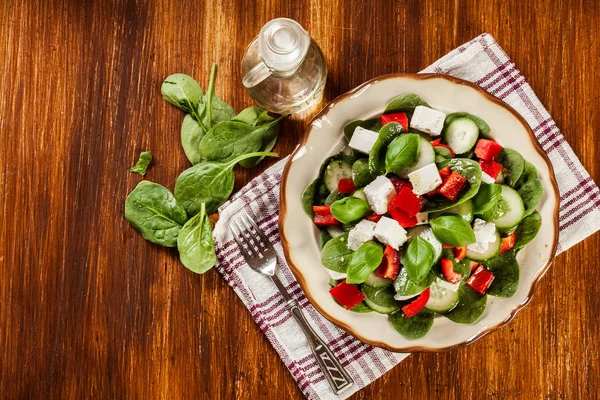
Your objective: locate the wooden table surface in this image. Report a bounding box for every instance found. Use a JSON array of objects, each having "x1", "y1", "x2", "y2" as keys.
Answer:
[{"x1": 2, "y1": 0, "x2": 599, "y2": 399}]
